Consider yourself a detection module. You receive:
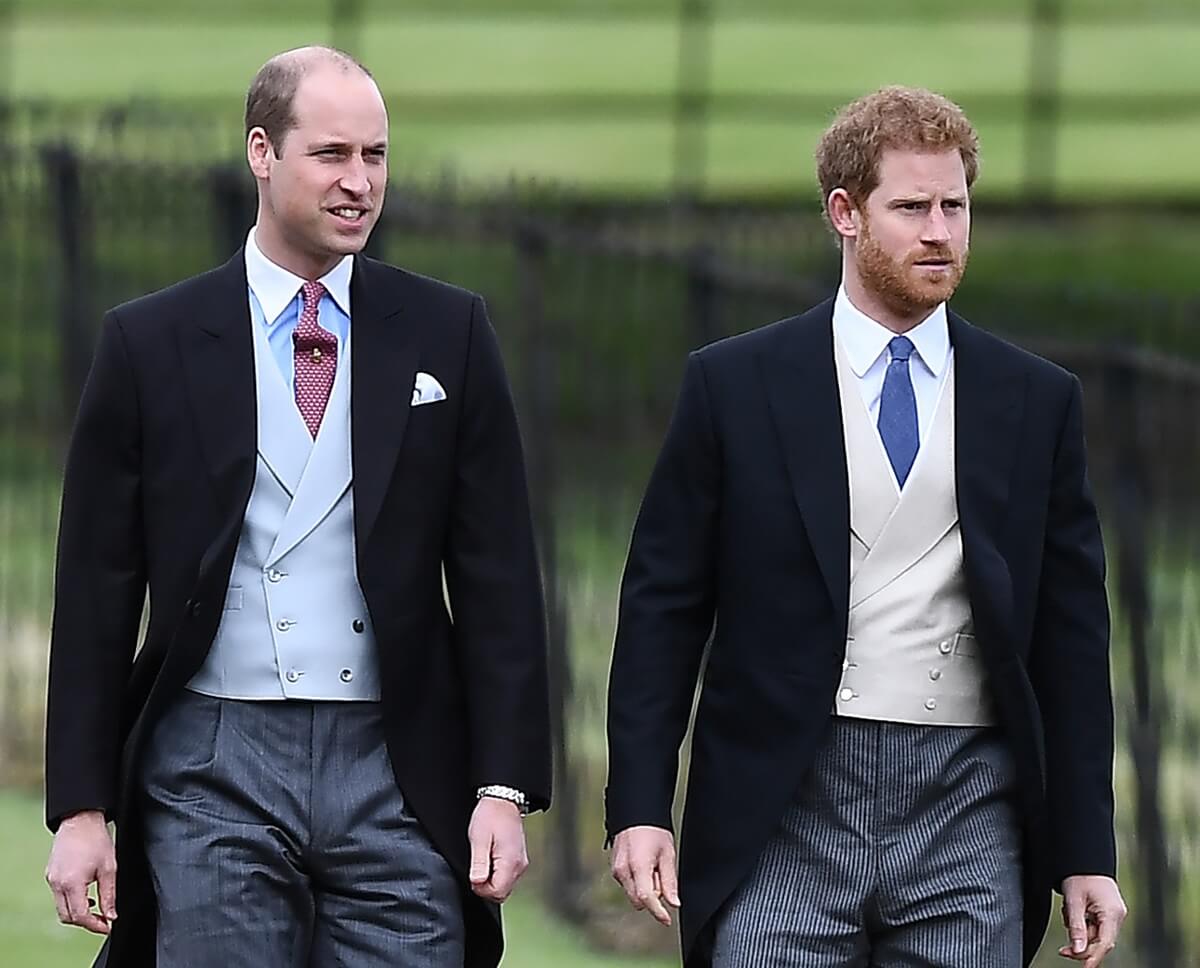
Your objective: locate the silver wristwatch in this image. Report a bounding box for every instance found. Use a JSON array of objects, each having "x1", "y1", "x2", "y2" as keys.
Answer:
[{"x1": 476, "y1": 784, "x2": 530, "y2": 816}]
